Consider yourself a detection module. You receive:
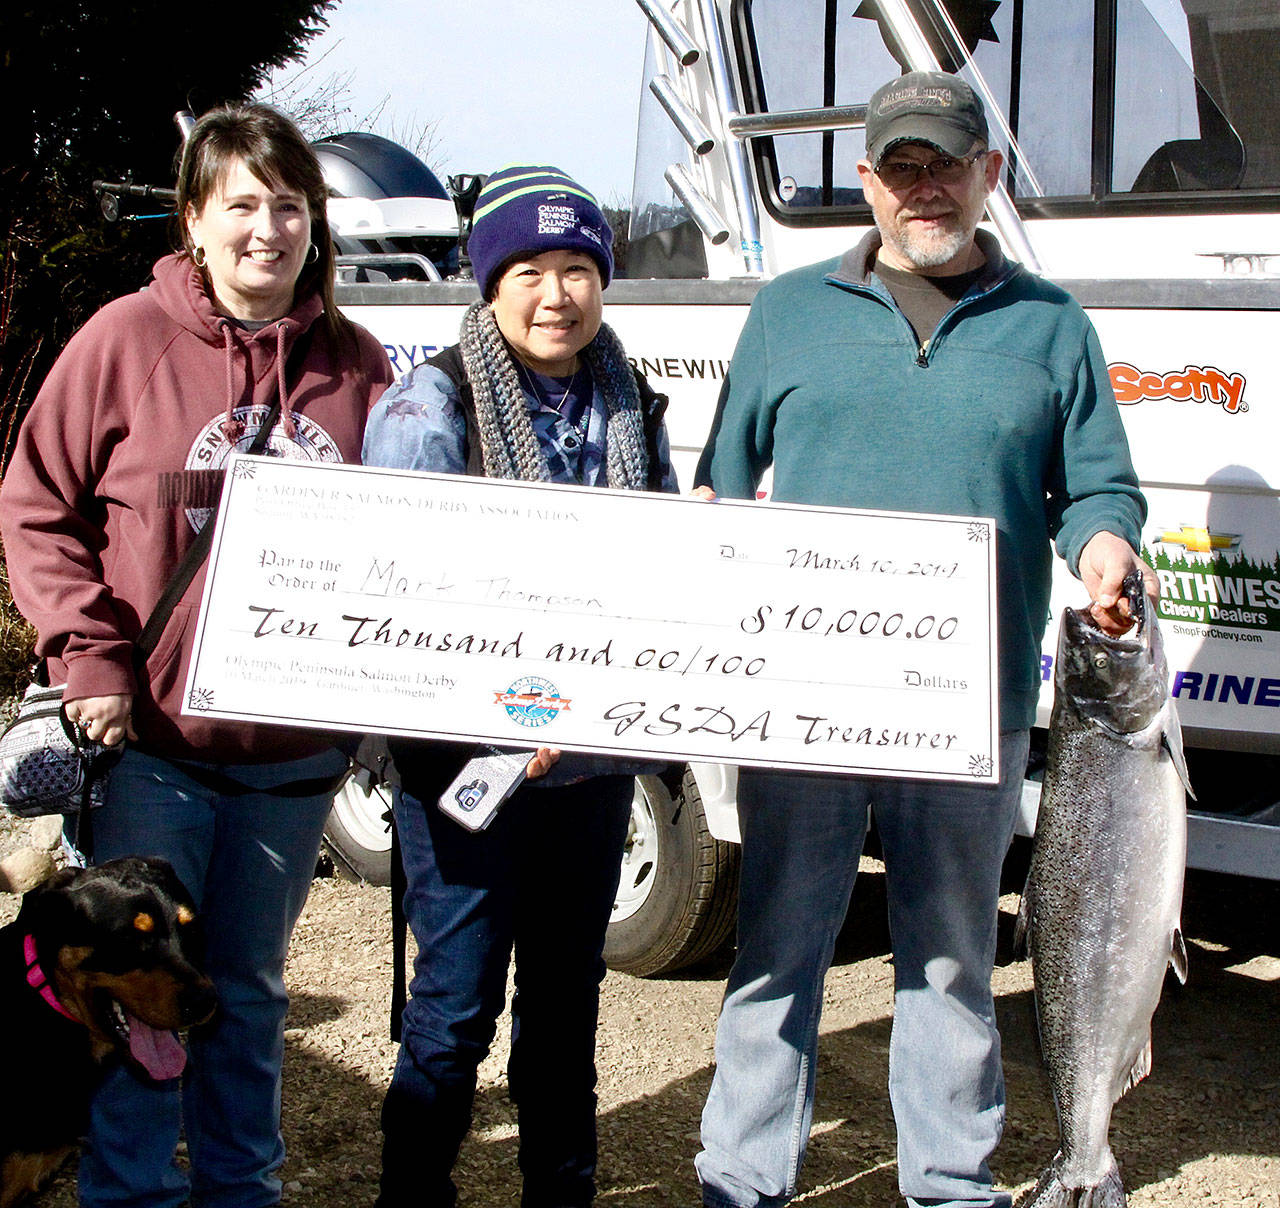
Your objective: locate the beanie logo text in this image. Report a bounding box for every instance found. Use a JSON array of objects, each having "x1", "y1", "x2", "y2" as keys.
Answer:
[{"x1": 537, "y1": 203, "x2": 578, "y2": 235}]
